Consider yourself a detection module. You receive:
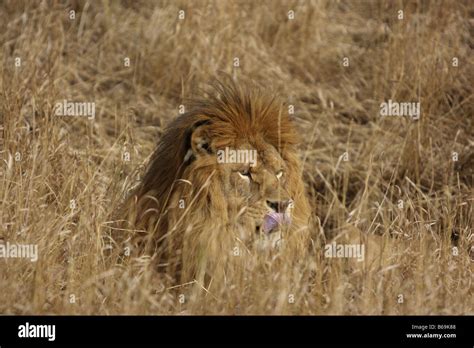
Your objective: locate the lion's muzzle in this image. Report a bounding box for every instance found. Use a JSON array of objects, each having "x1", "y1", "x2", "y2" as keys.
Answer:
[{"x1": 262, "y1": 199, "x2": 293, "y2": 234}]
